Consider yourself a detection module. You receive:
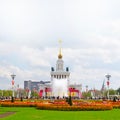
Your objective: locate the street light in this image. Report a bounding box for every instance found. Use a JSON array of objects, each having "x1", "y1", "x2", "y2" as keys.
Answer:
[
  {"x1": 11, "y1": 74, "x2": 16, "y2": 102},
  {"x1": 105, "y1": 74, "x2": 111, "y2": 100}
]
